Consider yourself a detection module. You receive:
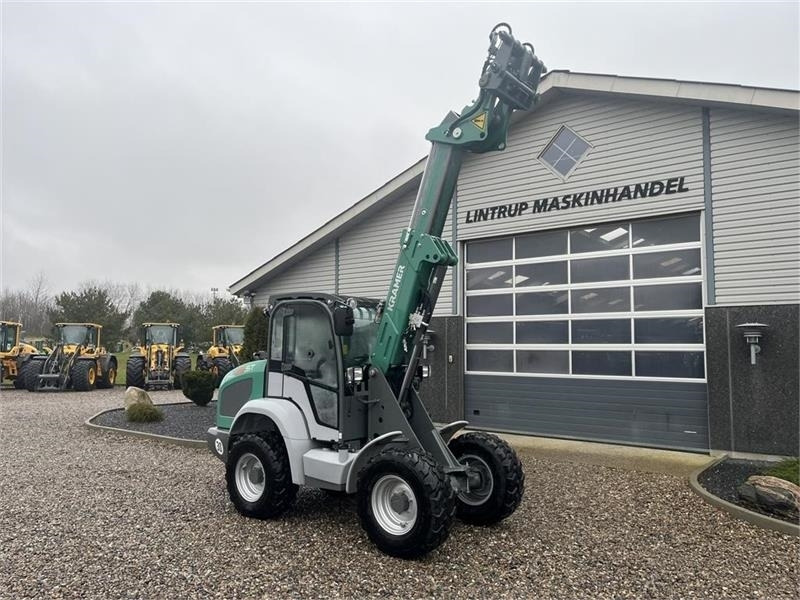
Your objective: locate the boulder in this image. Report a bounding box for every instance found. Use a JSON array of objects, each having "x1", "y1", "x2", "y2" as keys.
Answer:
[
  {"x1": 124, "y1": 386, "x2": 153, "y2": 409},
  {"x1": 738, "y1": 475, "x2": 800, "y2": 521}
]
